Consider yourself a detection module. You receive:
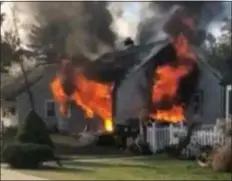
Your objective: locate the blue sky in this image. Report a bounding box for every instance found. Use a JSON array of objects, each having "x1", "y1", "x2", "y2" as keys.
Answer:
[{"x1": 122, "y1": 2, "x2": 141, "y2": 22}]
